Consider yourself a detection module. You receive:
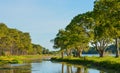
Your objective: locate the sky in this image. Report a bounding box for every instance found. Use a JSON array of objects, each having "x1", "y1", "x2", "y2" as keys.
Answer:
[{"x1": 0, "y1": 0, "x2": 95, "y2": 51}]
